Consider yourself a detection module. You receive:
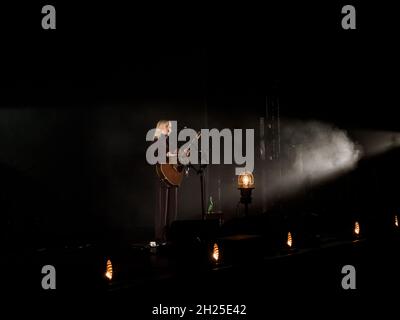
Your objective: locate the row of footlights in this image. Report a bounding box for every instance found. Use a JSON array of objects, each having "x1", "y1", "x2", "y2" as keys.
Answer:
[{"x1": 104, "y1": 215, "x2": 399, "y2": 281}]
